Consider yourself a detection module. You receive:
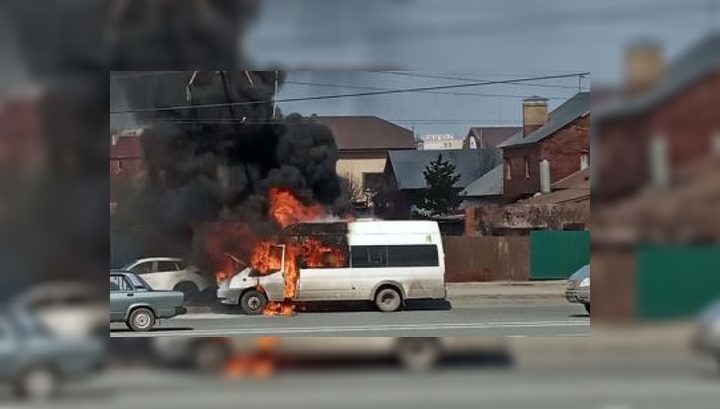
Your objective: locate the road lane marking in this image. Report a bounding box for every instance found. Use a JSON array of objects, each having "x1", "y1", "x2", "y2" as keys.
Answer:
[{"x1": 111, "y1": 320, "x2": 589, "y2": 337}]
